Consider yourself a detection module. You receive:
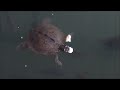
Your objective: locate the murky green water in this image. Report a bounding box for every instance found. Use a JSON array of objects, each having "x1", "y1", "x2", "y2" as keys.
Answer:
[{"x1": 0, "y1": 11, "x2": 120, "y2": 79}]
